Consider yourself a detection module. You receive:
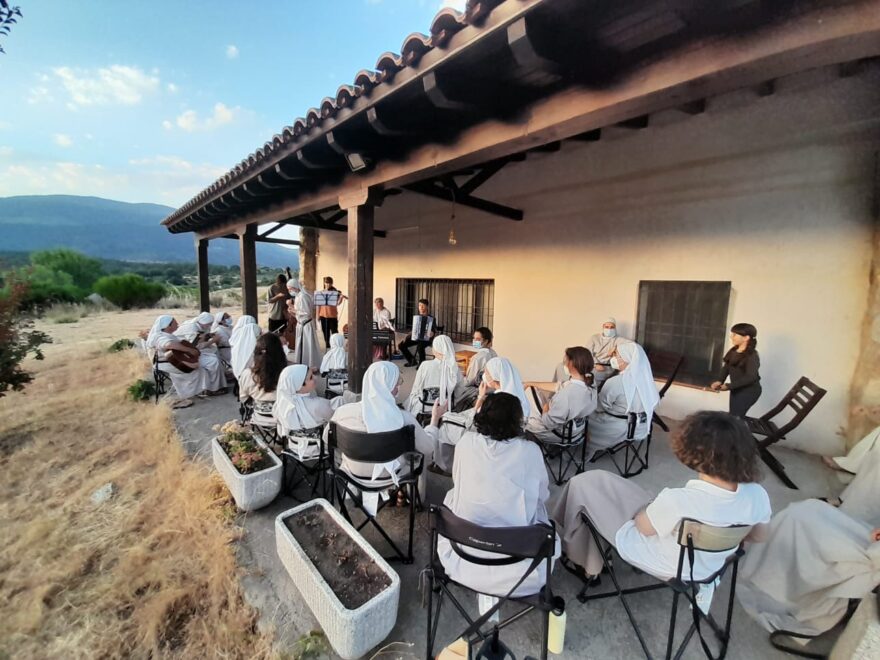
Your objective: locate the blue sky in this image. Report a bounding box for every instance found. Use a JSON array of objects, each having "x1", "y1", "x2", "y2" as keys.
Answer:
[{"x1": 0, "y1": 0, "x2": 465, "y2": 207}]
